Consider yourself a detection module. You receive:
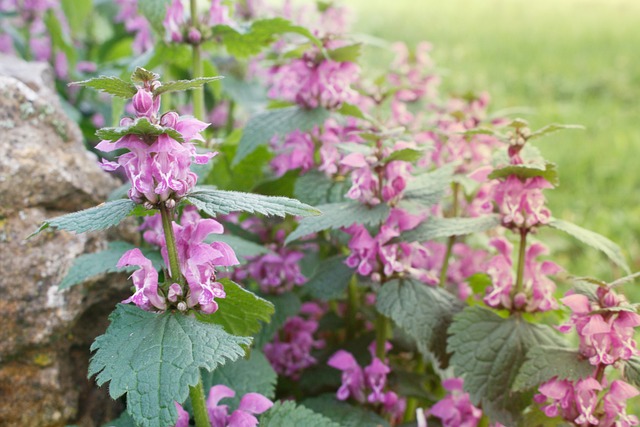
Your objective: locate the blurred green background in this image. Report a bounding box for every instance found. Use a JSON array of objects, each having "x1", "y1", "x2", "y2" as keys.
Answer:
[{"x1": 350, "y1": 0, "x2": 640, "y2": 282}]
